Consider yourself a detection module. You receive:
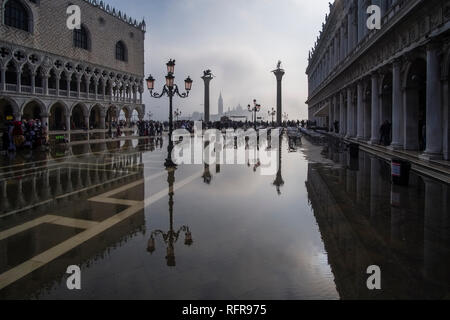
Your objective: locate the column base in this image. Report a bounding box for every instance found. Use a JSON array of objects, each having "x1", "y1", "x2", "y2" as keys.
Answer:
[
  {"x1": 419, "y1": 152, "x2": 443, "y2": 161},
  {"x1": 388, "y1": 143, "x2": 403, "y2": 151},
  {"x1": 368, "y1": 139, "x2": 379, "y2": 145}
]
